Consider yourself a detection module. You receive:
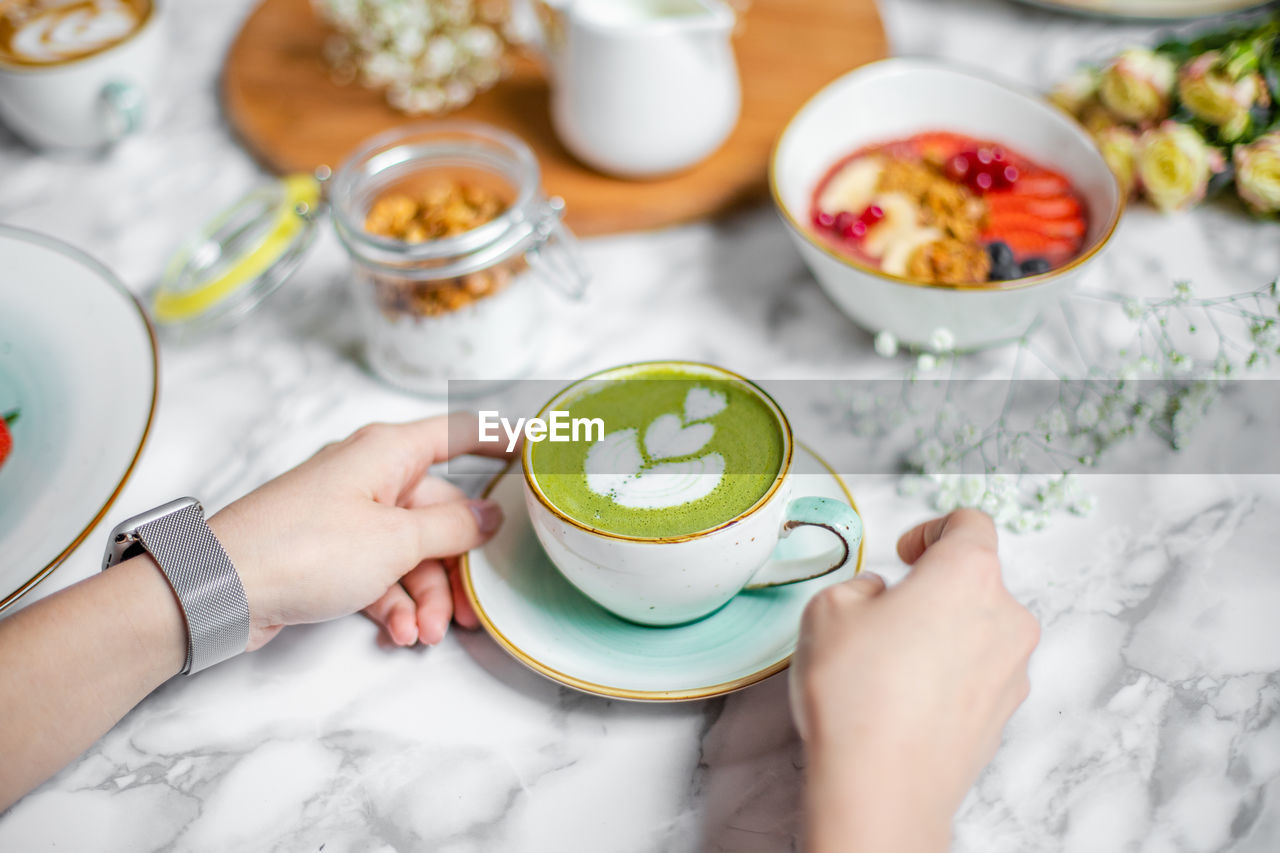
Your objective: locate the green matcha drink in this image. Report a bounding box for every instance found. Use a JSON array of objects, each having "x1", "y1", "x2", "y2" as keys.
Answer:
[{"x1": 531, "y1": 367, "x2": 785, "y2": 538}]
